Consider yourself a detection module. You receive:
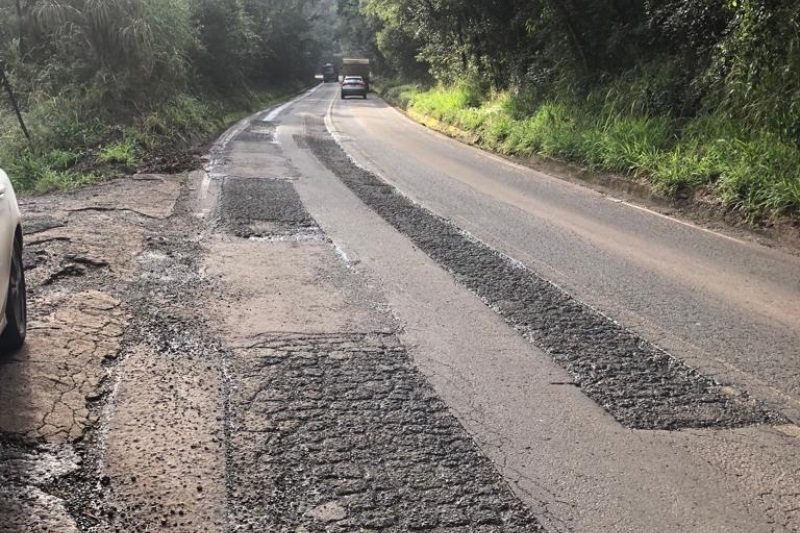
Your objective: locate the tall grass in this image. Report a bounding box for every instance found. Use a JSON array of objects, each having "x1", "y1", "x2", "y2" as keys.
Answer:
[
  {"x1": 383, "y1": 83, "x2": 800, "y2": 221},
  {"x1": 0, "y1": 86, "x2": 300, "y2": 194}
]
